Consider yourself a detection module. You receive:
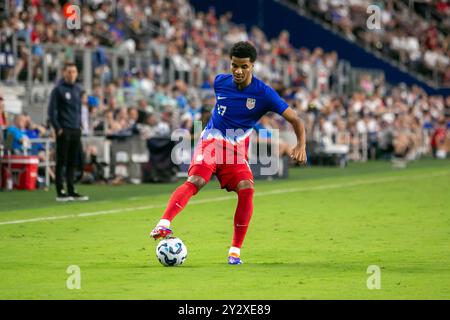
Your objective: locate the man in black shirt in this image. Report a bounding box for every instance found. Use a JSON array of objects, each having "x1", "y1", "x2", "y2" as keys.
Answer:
[{"x1": 48, "y1": 62, "x2": 89, "y2": 202}]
